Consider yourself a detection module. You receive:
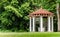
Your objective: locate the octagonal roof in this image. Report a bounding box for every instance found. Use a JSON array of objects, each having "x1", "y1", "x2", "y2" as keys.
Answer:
[{"x1": 29, "y1": 8, "x2": 54, "y2": 17}]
